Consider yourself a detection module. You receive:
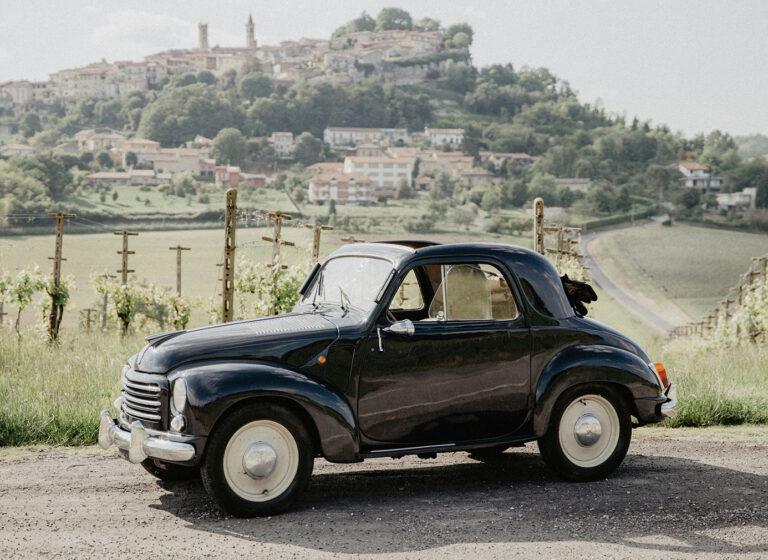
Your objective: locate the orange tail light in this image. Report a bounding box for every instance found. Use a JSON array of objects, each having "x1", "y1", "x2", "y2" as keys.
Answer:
[{"x1": 653, "y1": 362, "x2": 669, "y2": 389}]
